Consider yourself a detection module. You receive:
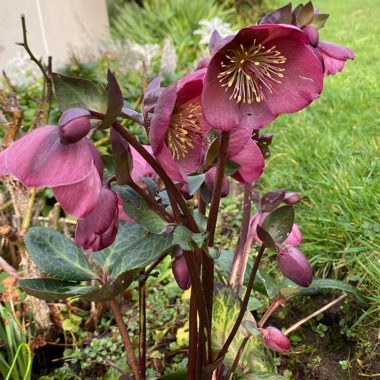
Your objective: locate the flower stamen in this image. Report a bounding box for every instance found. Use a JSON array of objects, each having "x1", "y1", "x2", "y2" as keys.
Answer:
[
  {"x1": 166, "y1": 103, "x2": 202, "y2": 160},
  {"x1": 218, "y1": 41, "x2": 286, "y2": 104}
]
